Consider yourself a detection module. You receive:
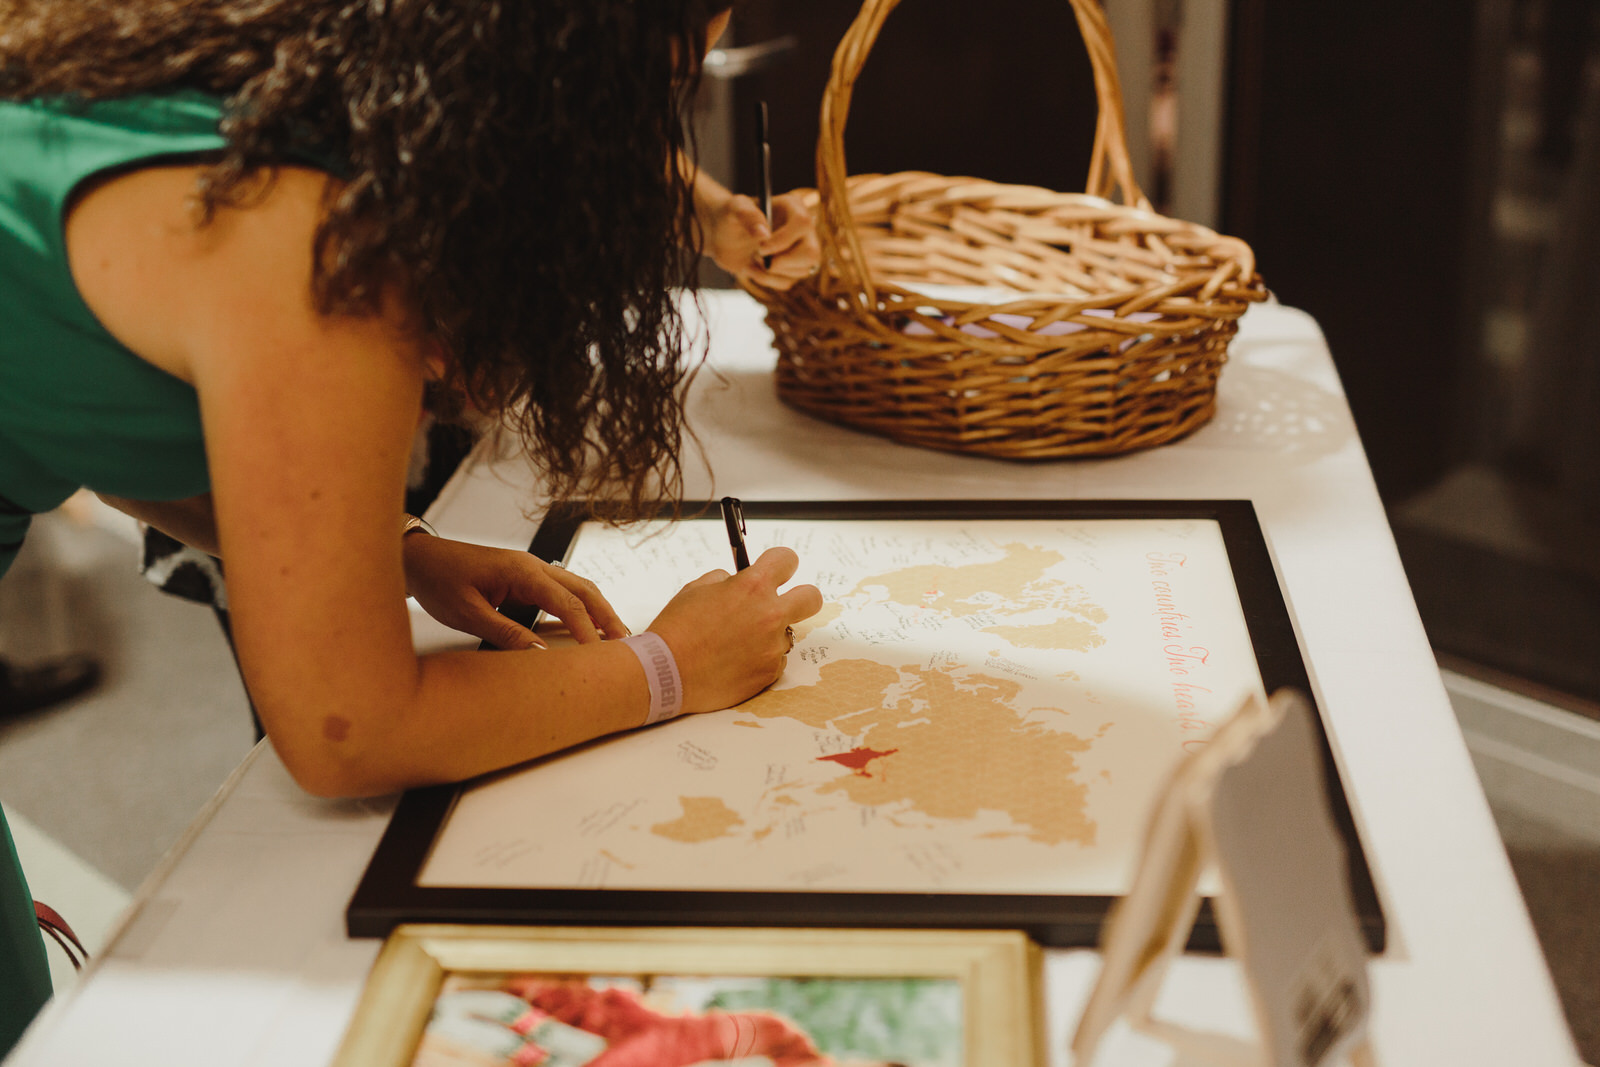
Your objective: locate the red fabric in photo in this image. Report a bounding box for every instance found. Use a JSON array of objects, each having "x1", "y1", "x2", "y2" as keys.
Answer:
[{"x1": 503, "y1": 978, "x2": 831, "y2": 1067}]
